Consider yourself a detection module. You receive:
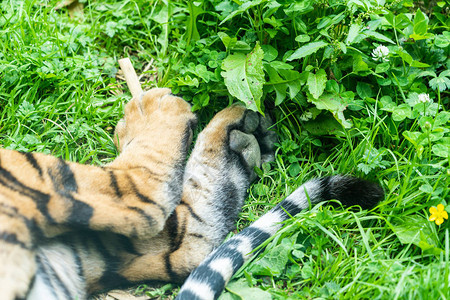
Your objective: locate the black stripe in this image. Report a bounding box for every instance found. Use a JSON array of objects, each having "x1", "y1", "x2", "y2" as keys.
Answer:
[
  {"x1": 0, "y1": 232, "x2": 29, "y2": 249},
  {"x1": 273, "y1": 198, "x2": 305, "y2": 219},
  {"x1": 180, "y1": 201, "x2": 204, "y2": 223},
  {"x1": 59, "y1": 235, "x2": 85, "y2": 281},
  {"x1": 165, "y1": 211, "x2": 187, "y2": 282},
  {"x1": 47, "y1": 159, "x2": 94, "y2": 229},
  {"x1": 0, "y1": 165, "x2": 53, "y2": 223},
  {"x1": 67, "y1": 199, "x2": 94, "y2": 228},
  {"x1": 22, "y1": 152, "x2": 43, "y2": 177},
  {"x1": 48, "y1": 158, "x2": 78, "y2": 193},
  {"x1": 108, "y1": 170, "x2": 122, "y2": 198},
  {"x1": 241, "y1": 227, "x2": 271, "y2": 249},
  {"x1": 127, "y1": 206, "x2": 157, "y2": 229},
  {"x1": 84, "y1": 231, "x2": 130, "y2": 289},
  {"x1": 127, "y1": 175, "x2": 167, "y2": 216}
]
